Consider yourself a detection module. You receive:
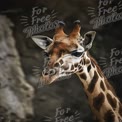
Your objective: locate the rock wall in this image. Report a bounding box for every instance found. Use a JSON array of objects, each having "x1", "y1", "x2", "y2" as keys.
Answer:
[{"x1": 0, "y1": 15, "x2": 34, "y2": 121}]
